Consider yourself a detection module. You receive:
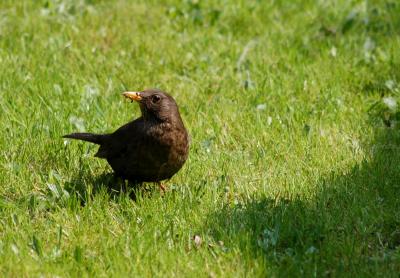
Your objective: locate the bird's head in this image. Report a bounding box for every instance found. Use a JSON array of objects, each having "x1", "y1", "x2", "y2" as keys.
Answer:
[{"x1": 122, "y1": 89, "x2": 181, "y2": 123}]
